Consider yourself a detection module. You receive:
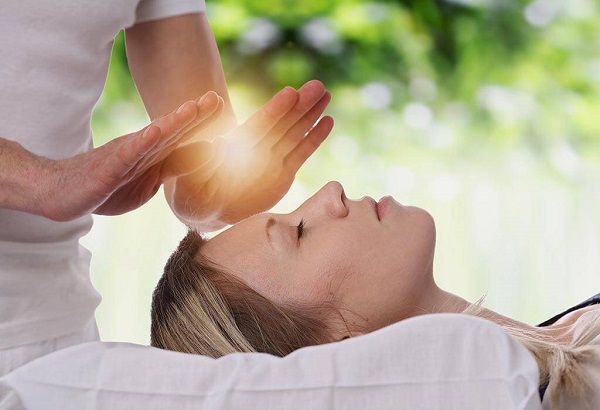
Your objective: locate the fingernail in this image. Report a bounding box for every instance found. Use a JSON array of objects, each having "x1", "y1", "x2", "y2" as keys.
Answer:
[
  {"x1": 176, "y1": 102, "x2": 187, "y2": 114},
  {"x1": 141, "y1": 126, "x2": 159, "y2": 149},
  {"x1": 198, "y1": 92, "x2": 211, "y2": 106},
  {"x1": 142, "y1": 125, "x2": 155, "y2": 139}
]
